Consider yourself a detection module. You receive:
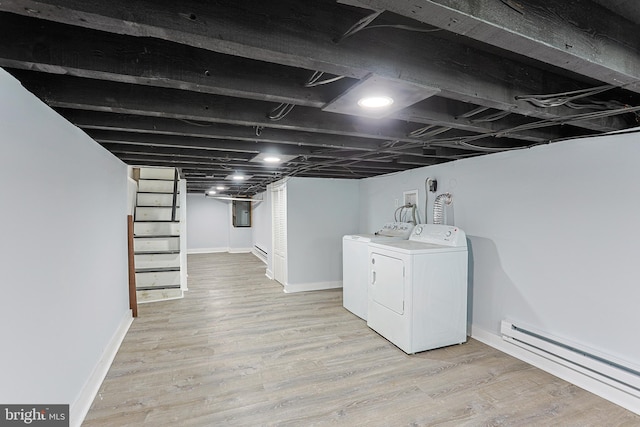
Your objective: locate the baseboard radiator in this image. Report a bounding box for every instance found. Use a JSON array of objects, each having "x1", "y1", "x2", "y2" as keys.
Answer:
[
  {"x1": 253, "y1": 245, "x2": 268, "y2": 264},
  {"x1": 501, "y1": 320, "x2": 640, "y2": 398}
]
